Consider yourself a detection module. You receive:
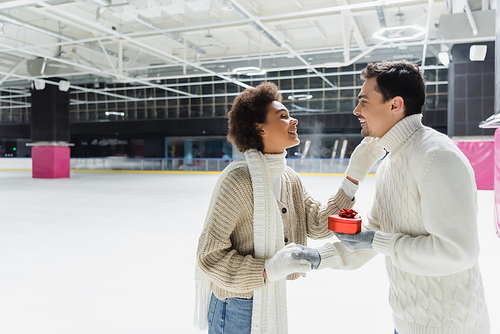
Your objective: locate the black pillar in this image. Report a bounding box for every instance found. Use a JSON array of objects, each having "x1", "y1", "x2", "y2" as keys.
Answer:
[
  {"x1": 447, "y1": 41, "x2": 495, "y2": 137},
  {"x1": 30, "y1": 79, "x2": 70, "y2": 142}
]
